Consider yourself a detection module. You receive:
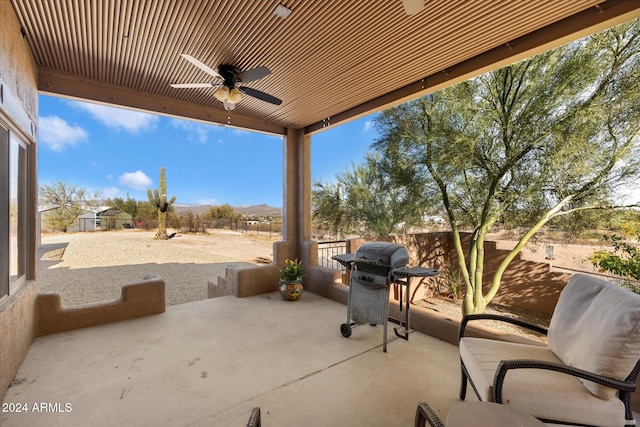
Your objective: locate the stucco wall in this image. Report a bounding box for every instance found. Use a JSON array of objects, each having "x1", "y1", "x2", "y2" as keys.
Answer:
[
  {"x1": 0, "y1": 0, "x2": 38, "y2": 136},
  {"x1": 0, "y1": 0, "x2": 39, "y2": 403},
  {"x1": 0, "y1": 282, "x2": 38, "y2": 402},
  {"x1": 347, "y1": 232, "x2": 569, "y2": 316}
]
